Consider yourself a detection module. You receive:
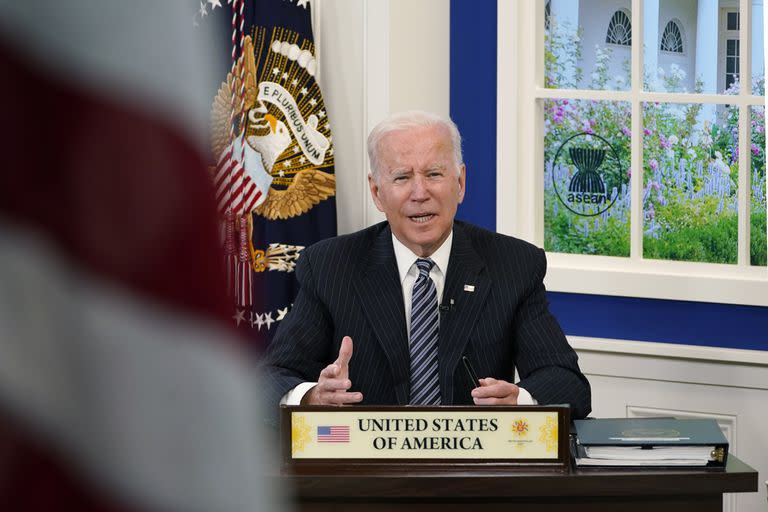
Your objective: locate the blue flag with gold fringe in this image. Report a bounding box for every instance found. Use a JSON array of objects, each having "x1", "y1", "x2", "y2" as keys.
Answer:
[{"x1": 196, "y1": 0, "x2": 336, "y2": 348}]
